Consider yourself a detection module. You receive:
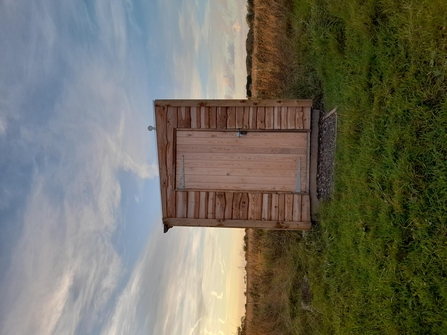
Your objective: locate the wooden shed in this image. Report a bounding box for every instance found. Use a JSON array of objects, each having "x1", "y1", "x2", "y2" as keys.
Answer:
[{"x1": 154, "y1": 99, "x2": 319, "y2": 233}]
